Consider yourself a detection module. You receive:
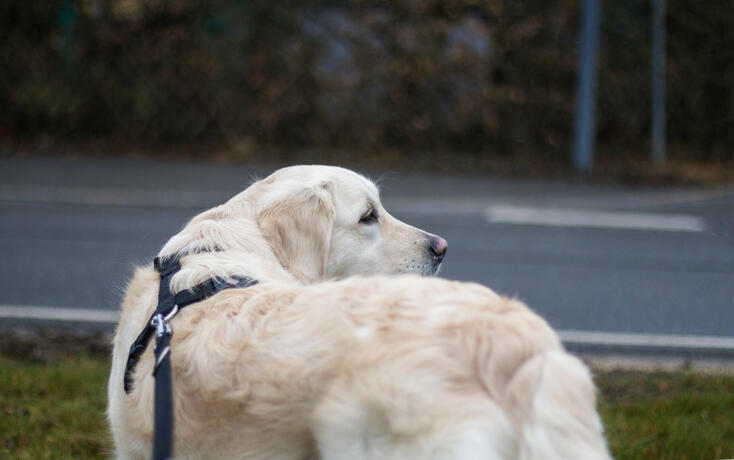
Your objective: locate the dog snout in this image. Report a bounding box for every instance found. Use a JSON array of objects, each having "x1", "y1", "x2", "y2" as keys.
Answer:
[{"x1": 428, "y1": 236, "x2": 448, "y2": 262}]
